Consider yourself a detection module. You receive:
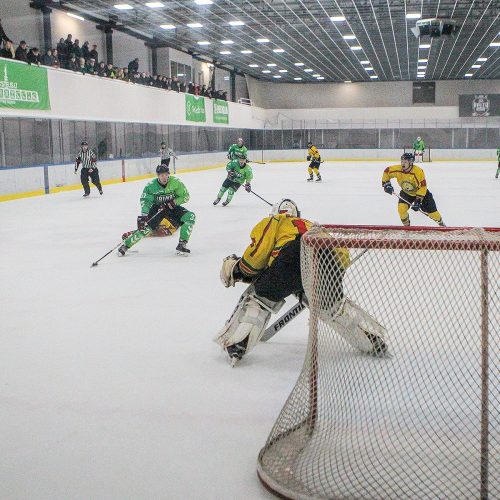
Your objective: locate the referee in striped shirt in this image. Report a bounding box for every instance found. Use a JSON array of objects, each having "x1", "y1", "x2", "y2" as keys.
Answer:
[{"x1": 75, "y1": 141, "x2": 103, "y2": 197}]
